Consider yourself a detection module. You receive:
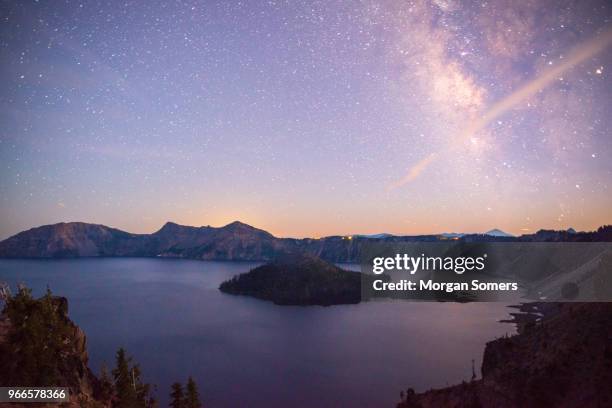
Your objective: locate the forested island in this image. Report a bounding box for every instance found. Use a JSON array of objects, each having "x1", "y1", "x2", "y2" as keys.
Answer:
[
  {"x1": 2, "y1": 284, "x2": 612, "y2": 407},
  {"x1": 219, "y1": 254, "x2": 387, "y2": 306}
]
